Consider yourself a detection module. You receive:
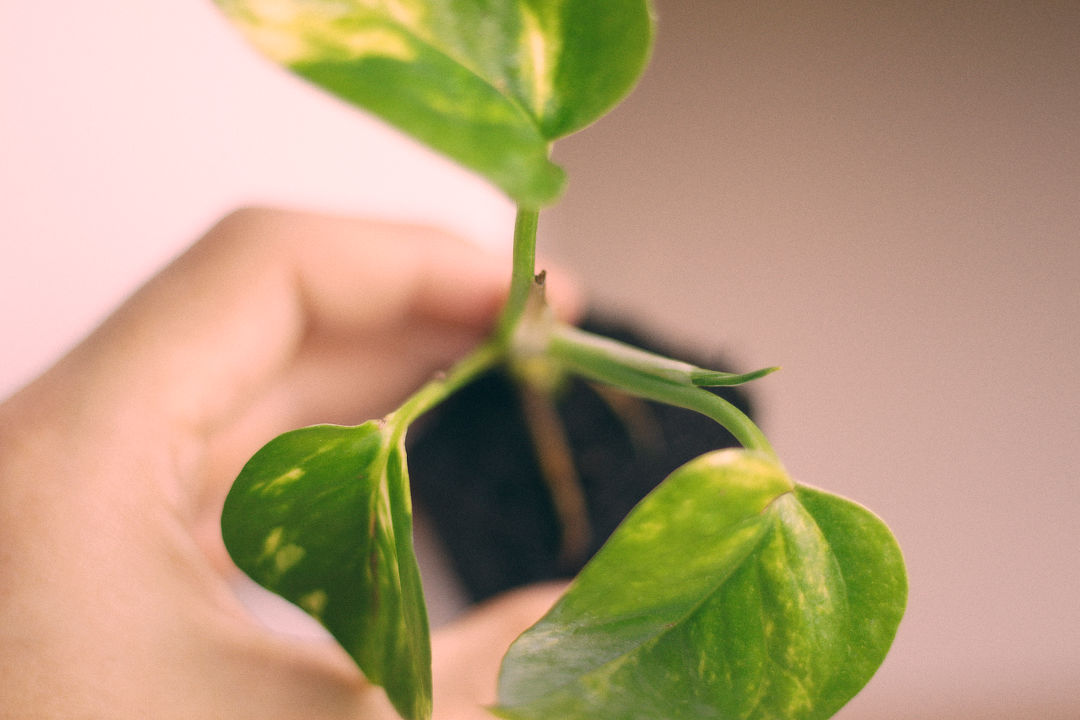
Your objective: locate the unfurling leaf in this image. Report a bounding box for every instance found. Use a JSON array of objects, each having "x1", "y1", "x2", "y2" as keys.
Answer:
[
  {"x1": 221, "y1": 423, "x2": 431, "y2": 720},
  {"x1": 690, "y1": 365, "x2": 781, "y2": 387},
  {"x1": 211, "y1": 0, "x2": 655, "y2": 207},
  {"x1": 494, "y1": 449, "x2": 906, "y2": 720}
]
